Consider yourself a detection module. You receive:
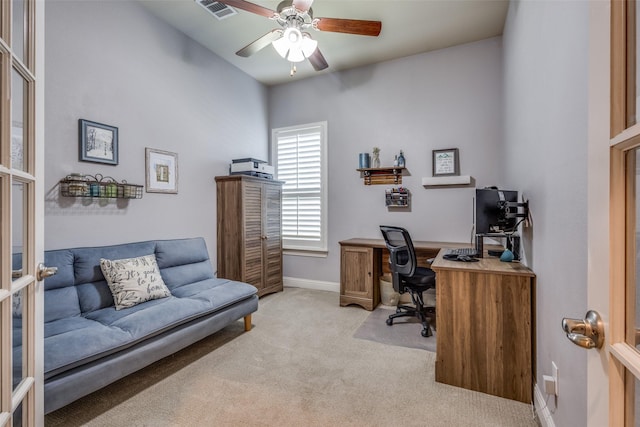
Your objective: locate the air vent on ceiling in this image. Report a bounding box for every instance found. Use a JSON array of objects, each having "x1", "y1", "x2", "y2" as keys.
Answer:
[{"x1": 196, "y1": 0, "x2": 237, "y2": 20}]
